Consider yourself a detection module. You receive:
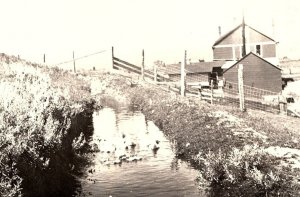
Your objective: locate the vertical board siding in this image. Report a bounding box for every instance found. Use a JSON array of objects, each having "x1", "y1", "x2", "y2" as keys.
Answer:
[
  {"x1": 214, "y1": 25, "x2": 277, "y2": 61},
  {"x1": 248, "y1": 28, "x2": 273, "y2": 43},
  {"x1": 218, "y1": 28, "x2": 243, "y2": 45},
  {"x1": 262, "y1": 44, "x2": 276, "y2": 58},
  {"x1": 213, "y1": 47, "x2": 233, "y2": 60},
  {"x1": 224, "y1": 54, "x2": 282, "y2": 93}
]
